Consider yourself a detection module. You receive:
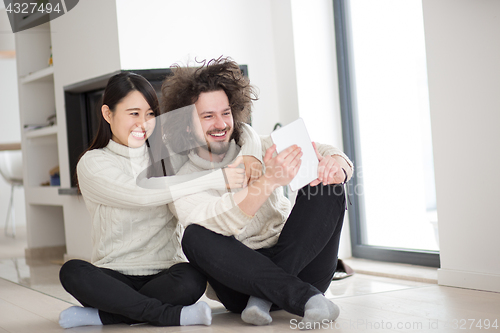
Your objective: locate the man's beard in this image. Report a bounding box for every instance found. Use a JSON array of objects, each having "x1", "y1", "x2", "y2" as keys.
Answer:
[
  {"x1": 206, "y1": 141, "x2": 231, "y2": 155},
  {"x1": 194, "y1": 126, "x2": 233, "y2": 155}
]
